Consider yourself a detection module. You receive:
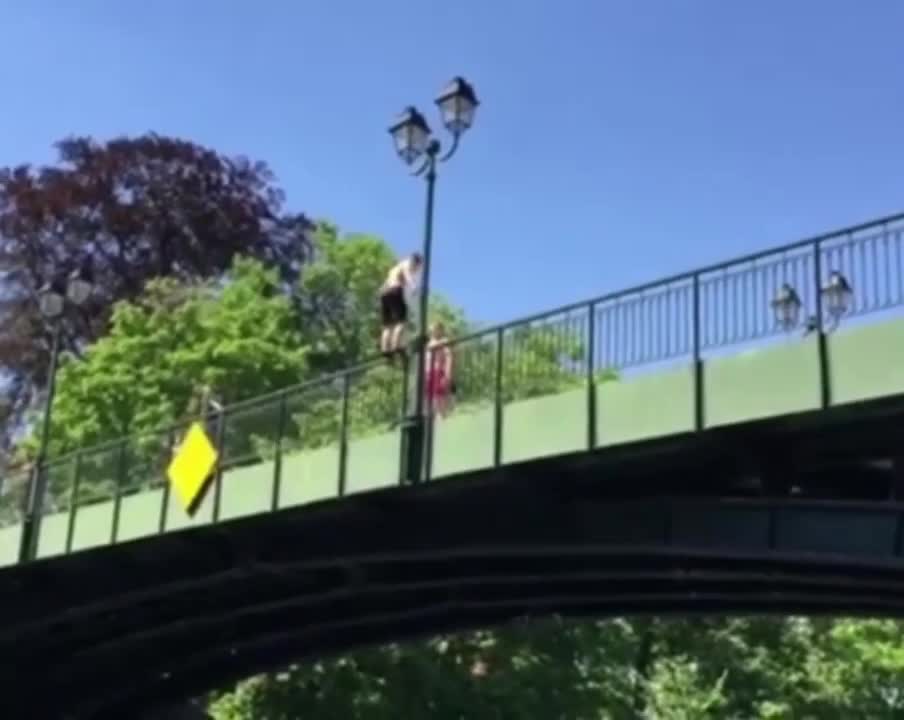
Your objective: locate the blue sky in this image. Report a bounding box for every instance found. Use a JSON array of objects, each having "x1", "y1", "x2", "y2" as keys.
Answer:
[{"x1": 1, "y1": 0, "x2": 903, "y2": 325}]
